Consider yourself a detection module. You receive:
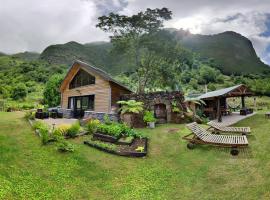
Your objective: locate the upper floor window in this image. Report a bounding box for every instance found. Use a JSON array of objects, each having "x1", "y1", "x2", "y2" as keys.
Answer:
[{"x1": 69, "y1": 69, "x2": 95, "y2": 89}]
